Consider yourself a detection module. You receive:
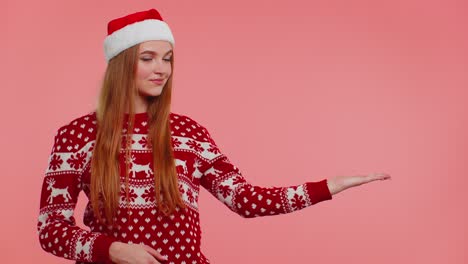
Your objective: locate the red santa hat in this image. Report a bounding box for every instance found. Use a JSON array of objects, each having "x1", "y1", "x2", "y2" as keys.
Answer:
[{"x1": 104, "y1": 8, "x2": 175, "y2": 62}]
